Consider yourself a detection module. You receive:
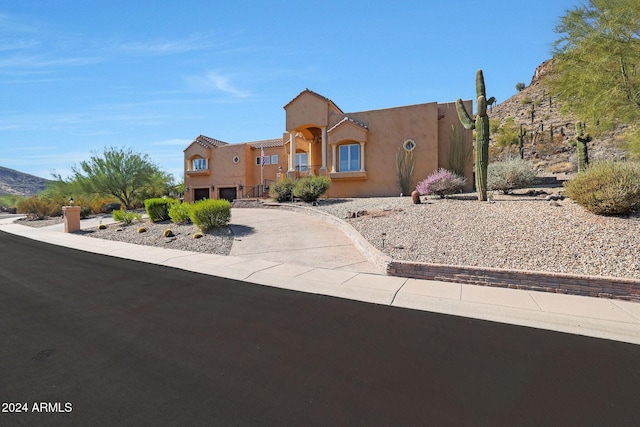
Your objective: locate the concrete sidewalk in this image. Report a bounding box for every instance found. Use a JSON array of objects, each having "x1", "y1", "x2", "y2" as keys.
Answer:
[{"x1": 0, "y1": 212, "x2": 638, "y2": 345}]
